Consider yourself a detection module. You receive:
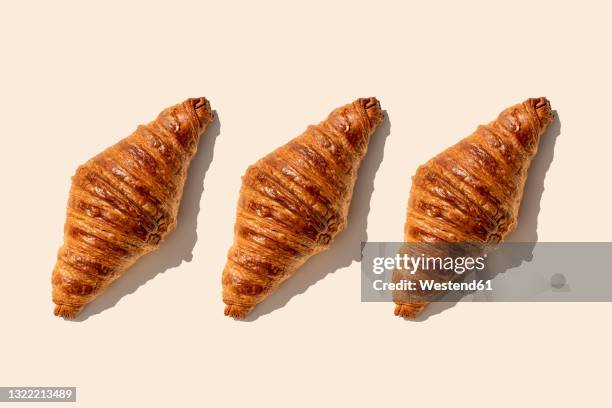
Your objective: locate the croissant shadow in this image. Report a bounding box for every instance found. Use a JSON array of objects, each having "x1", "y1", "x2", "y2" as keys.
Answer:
[
  {"x1": 243, "y1": 112, "x2": 392, "y2": 321},
  {"x1": 411, "y1": 111, "x2": 562, "y2": 322},
  {"x1": 73, "y1": 112, "x2": 222, "y2": 321}
]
